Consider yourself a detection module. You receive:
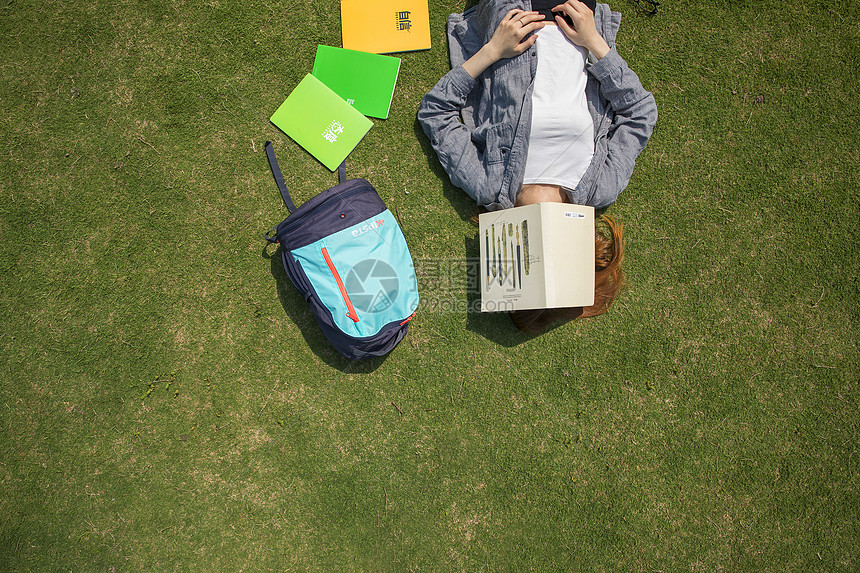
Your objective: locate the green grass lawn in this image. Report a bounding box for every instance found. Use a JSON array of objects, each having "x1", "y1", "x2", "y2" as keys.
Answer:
[{"x1": 1, "y1": 0, "x2": 857, "y2": 570}]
